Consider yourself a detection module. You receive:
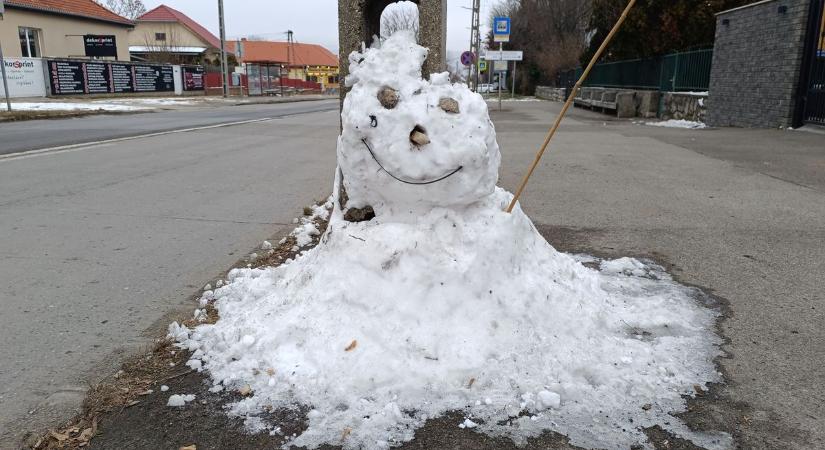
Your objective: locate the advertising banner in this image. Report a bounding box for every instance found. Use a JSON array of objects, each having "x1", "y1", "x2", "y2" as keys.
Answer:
[
  {"x1": 134, "y1": 64, "x2": 174, "y2": 92},
  {"x1": 182, "y1": 66, "x2": 205, "y2": 91},
  {"x1": 84, "y1": 35, "x2": 118, "y2": 58},
  {"x1": 46, "y1": 60, "x2": 184, "y2": 95},
  {"x1": 0, "y1": 57, "x2": 47, "y2": 98},
  {"x1": 48, "y1": 60, "x2": 85, "y2": 95}
]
